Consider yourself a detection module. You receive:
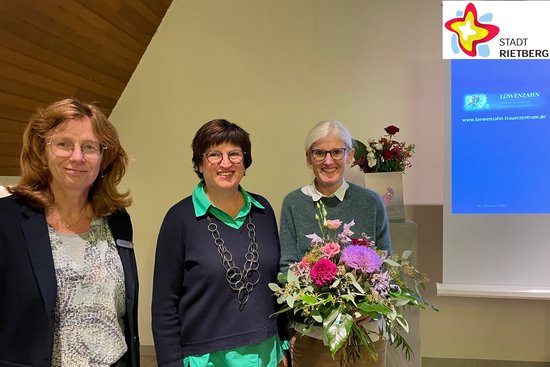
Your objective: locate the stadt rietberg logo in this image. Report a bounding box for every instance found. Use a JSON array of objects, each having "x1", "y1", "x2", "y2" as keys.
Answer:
[{"x1": 445, "y1": 2, "x2": 500, "y2": 57}]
